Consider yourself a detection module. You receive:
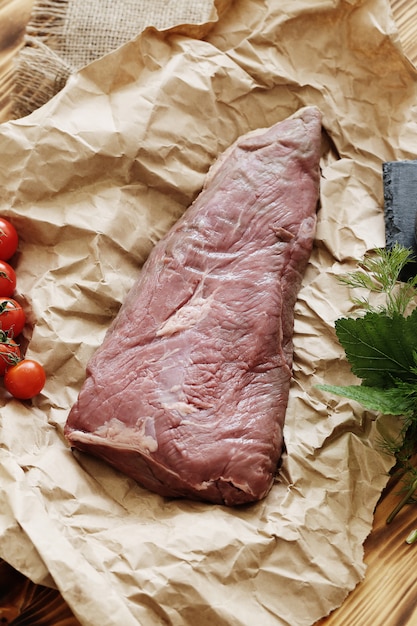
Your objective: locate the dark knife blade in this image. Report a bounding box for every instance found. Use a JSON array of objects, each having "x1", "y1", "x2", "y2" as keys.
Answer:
[{"x1": 383, "y1": 160, "x2": 417, "y2": 279}]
